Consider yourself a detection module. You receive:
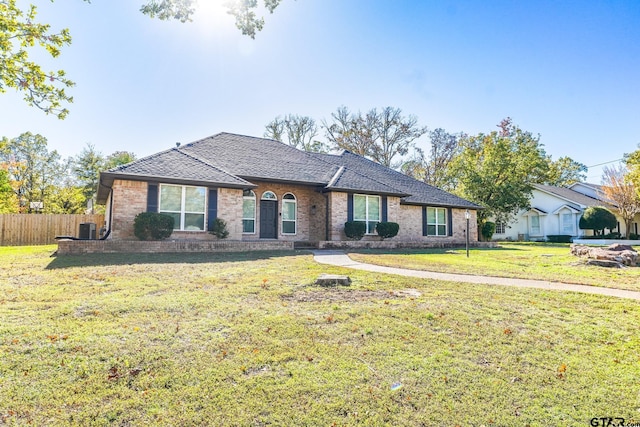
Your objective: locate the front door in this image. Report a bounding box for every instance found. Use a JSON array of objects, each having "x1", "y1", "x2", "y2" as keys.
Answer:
[{"x1": 260, "y1": 200, "x2": 277, "y2": 238}]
